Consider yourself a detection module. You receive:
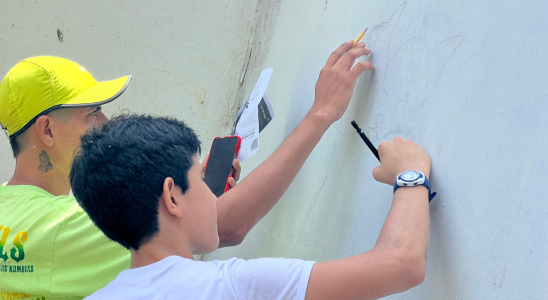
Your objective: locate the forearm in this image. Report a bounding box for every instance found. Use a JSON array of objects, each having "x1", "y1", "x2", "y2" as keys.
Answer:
[
  {"x1": 374, "y1": 185, "x2": 430, "y2": 284},
  {"x1": 216, "y1": 109, "x2": 333, "y2": 247},
  {"x1": 377, "y1": 185, "x2": 429, "y2": 252}
]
